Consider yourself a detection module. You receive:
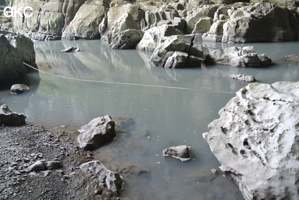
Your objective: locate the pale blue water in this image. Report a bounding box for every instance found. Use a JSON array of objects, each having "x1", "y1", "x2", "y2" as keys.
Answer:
[{"x1": 2, "y1": 40, "x2": 299, "y2": 199}]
